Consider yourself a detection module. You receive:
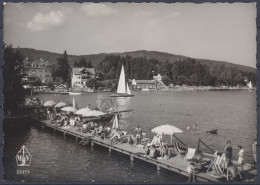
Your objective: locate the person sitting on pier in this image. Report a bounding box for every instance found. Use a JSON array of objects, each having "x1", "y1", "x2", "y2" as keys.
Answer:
[
  {"x1": 64, "y1": 117, "x2": 69, "y2": 127},
  {"x1": 128, "y1": 134, "x2": 135, "y2": 145},
  {"x1": 90, "y1": 124, "x2": 99, "y2": 136},
  {"x1": 97, "y1": 125, "x2": 104, "y2": 135},
  {"x1": 149, "y1": 144, "x2": 160, "y2": 158},
  {"x1": 226, "y1": 164, "x2": 243, "y2": 181},
  {"x1": 69, "y1": 116, "x2": 75, "y2": 127},
  {"x1": 187, "y1": 158, "x2": 202, "y2": 182},
  {"x1": 110, "y1": 131, "x2": 124, "y2": 144},
  {"x1": 89, "y1": 122, "x2": 95, "y2": 131},
  {"x1": 151, "y1": 133, "x2": 162, "y2": 147},
  {"x1": 160, "y1": 143, "x2": 169, "y2": 160}
]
